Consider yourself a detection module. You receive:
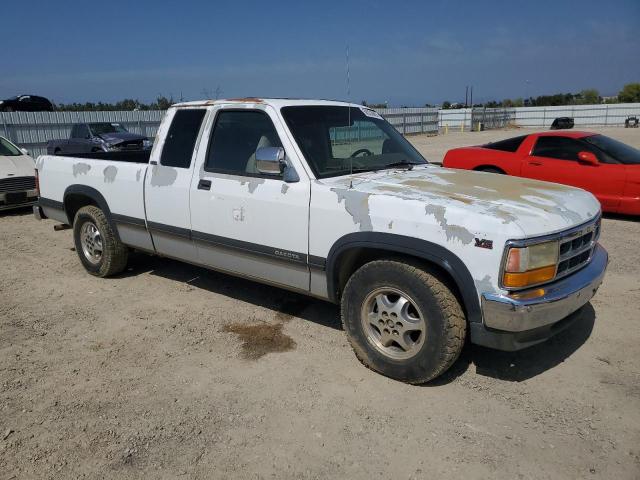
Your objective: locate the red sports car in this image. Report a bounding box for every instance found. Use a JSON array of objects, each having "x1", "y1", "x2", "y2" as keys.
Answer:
[{"x1": 442, "y1": 131, "x2": 640, "y2": 215}]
